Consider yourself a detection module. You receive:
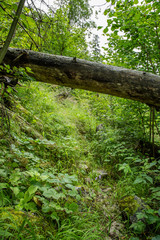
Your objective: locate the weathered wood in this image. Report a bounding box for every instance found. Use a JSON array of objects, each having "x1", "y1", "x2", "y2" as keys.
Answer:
[{"x1": 3, "y1": 48, "x2": 160, "y2": 109}]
